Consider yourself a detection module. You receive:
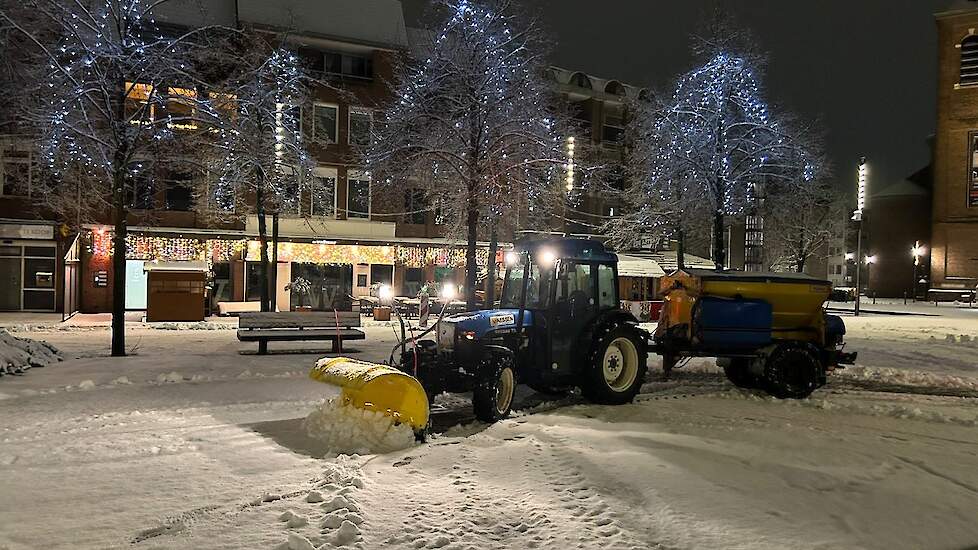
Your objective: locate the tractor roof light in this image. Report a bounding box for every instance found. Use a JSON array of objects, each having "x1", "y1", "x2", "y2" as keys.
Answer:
[{"x1": 538, "y1": 248, "x2": 557, "y2": 267}]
